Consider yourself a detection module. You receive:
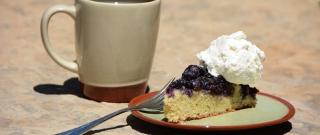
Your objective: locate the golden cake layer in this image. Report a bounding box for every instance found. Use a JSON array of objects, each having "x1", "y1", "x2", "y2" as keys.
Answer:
[{"x1": 163, "y1": 85, "x2": 256, "y2": 123}]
